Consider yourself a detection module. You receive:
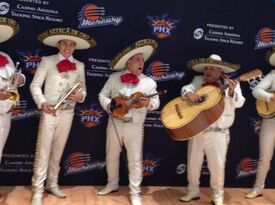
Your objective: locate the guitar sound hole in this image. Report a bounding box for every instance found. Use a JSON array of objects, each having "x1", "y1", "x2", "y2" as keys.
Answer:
[{"x1": 195, "y1": 94, "x2": 207, "y2": 104}]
